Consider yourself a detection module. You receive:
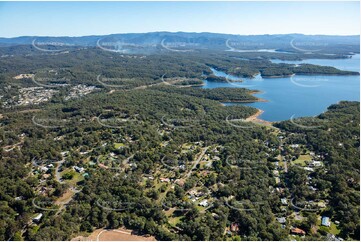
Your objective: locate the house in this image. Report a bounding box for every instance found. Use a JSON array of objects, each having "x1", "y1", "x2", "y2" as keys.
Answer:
[
  {"x1": 327, "y1": 233, "x2": 343, "y2": 241},
  {"x1": 213, "y1": 156, "x2": 221, "y2": 161},
  {"x1": 160, "y1": 177, "x2": 170, "y2": 183},
  {"x1": 277, "y1": 217, "x2": 286, "y2": 224},
  {"x1": 42, "y1": 173, "x2": 51, "y2": 179},
  {"x1": 175, "y1": 179, "x2": 185, "y2": 186},
  {"x1": 33, "y1": 213, "x2": 43, "y2": 223},
  {"x1": 60, "y1": 151, "x2": 69, "y2": 156},
  {"x1": 82, "y1": 173, "x2": 89, "y2": 178},
  {"x1": 309, "y1": 186, "x2": 318, "y2": 191},
  {"x1": 290, "y1": 227, "x2": 306, "y2": 236},
  {"x1": 211, "y1": 213, "x2": 219, "y2": 219},
  {"x1": 188, "y1": 189, "x2": 199, "y2": 196},
  {"x1": 273, "y1": 170, "x2": 280, "y2": 177},
  {"x1": 73, "y1": 166, "x2": 85, "y2": 173},
  {"x1": 281, "y1": 198, "x2": 287, "y2": 205},
  {"x1": 46, "y1": 164, "x2": 54, "y2": 168},
  {"x1": 199, "y1": 200, "x2": 209, "y2": 207},
  {"x1": 276, "y1": 187, "x2": 285, "y2": 193},
  {"x1": 15, "y1": 196, "x2": 24, "y2": 201},
  {"x1": 304, "y1": 167, "x2": 314, "y2": 172},
  {"x1": 309, "y1": 160, "x2": 322, "y2": 167},
  {"x1": 230, "y1": 223, "x2": 239, "y2": 232},
  {"x1": 40, "y1": 167, "x2": 49, "y2": 173},
  {"x1": 322, "y1": 216, "x2": 331, "y2": 227}
]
